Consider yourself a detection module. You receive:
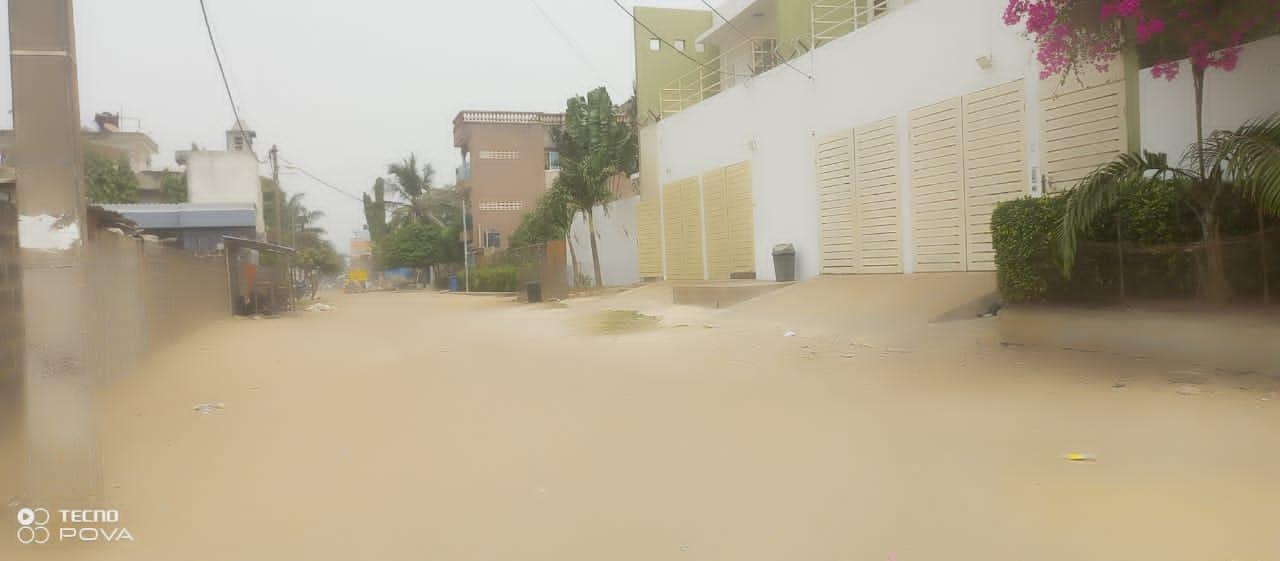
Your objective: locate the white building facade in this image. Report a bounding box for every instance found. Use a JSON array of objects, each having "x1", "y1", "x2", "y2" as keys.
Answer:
[{"x1": 637, "y1": 0, "x2": 1280, "y2": 282}]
